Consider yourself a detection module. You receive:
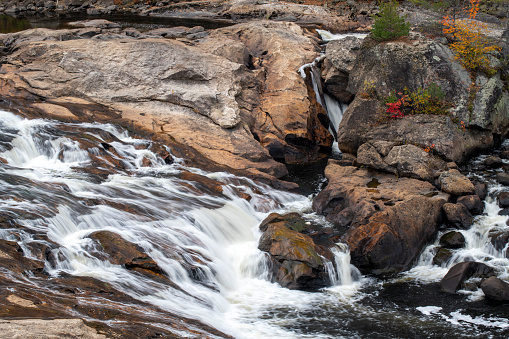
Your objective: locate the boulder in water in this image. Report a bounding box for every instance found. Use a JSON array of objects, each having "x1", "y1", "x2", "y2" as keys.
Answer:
[
  {"x1": 443, "y1": 203, "x2": 474, "y2": 229},
  {"x1": 484, "y1": 155, "x2": 503, "y2": 168},
  {"x1": 457, "y1": 195, "x2": 484, "y2": 215},
  {"x1": 433, "y1": 248, "x2": 453, "y2": 266},
  {"x1": 258, "y1": 213, "x2": 335, "y2": 291},
  {"x1": 498, "y1": 192, "x2": 509, "y2": 208},
  {"x1": 440, "y1": 261, "x2": 495, "y2": 293},
  {"x1": 497, "y1": 172, "x2": 509, "y2": 186},
  {"x1": 481, "y1": 276, "x2": 509, "y2": 302},
  {"x1": 313, "y1": 162, "x2": 446, "y2": 275},
  {"x1": 439, "y1": 231, "x2": 466, "y2": 249}
]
